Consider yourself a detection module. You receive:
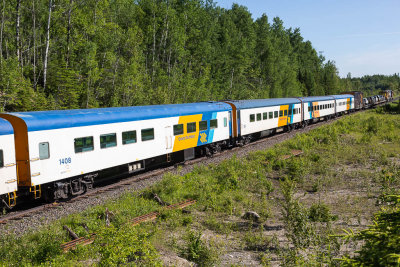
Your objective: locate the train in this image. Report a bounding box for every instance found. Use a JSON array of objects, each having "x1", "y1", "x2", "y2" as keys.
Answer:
[{"x1": 0, "y1": 90, "x2": 394, "y2": 209}]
